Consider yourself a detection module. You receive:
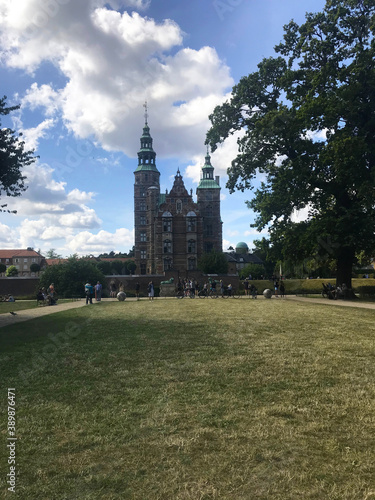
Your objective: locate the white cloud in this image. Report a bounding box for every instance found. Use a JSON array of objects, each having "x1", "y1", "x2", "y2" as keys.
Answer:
[
  {"x1": 22, "y1": 119, "x2": 56, "y2": 151},
  {"x1": 21, "y1": 83, "x2": 61, "y2": 116},
  {"x1": 0, "y1": 2, "x2": 234, "y2": 160},
  {"x1": 59, "y1": 209, "x2": 101, "y2": 228},
  {"x1": 185, "y1": 129, "x2": 245, "y2": 185},
  {"x1": 66, "y1": 228, "x2": 134, "y2": 255},
  {"x1": 0, "y1": 222, "x2": 19, "y2": 247}
]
